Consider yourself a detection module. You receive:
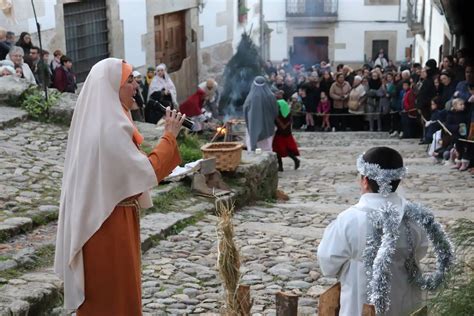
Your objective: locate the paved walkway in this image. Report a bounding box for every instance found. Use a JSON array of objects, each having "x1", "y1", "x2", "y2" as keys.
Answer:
[
  {"x1": 141, "y1": 131, "x2": 473, "y2": 315},
  {"x1": 0, "y1": 118, "x2": 471, "y2": 314}
]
